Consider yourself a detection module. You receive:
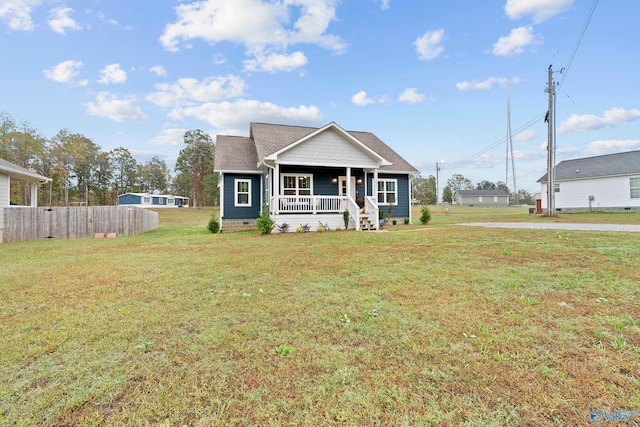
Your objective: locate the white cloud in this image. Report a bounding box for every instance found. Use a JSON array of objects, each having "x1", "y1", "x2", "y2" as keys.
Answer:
[
  {"x1": 99, "y1": 64, "x2": 127, "y2": 84},
  {"x1": 43, "y1": 60, "x2": 83, "y2": 83},
  {"x1": 146, "y1": 75, "x2": 246, "y2": 107},
  {"x1": 456, "y1": 76, "x2": 521, "y2": 90},
  {"x1": 0, "y1": 0, "x2": 45, "y2": 31},
  {"x1": 398, "y1": 88, "x2": 426, "y2": 104},
  {"x1": 48, "y1": 7, "x2": 82, "y2": 34},
  {"x1": 86, "y1": 92, "x2": 148, "y2": 122},
  {"x1": 505, "y1": 0, "x2": 574, "y2": 23},
  {"x1": 175, "y1": 99, "x2": 323, "y2": 133},
  {"x1": 244, "y1": 51, "x2": 308, "y2": 73},
  {"x1": 378, "y1": 0, "x2": 390, "y2": 10},
  {"x1": 160, "y1": 0, "x2": 346, "y2": 55},
  {"x1": 558, "y1": 107, "x2": 640, "y2": 134},
  {"x1": 149, "y1": 128, "x2": 188, "y2": 147},
  {"x1": 150, "y1": 65, "x2": 167, "y2": 77},
  {"x1": 414, "y1": 28, "x2": 445, "y2": 61},
  {"x1": 492, "y1": 26, "x2": 541, "y2": 56},
  {"x1": 513, "y1": 129, "x2": 537, "y2": 142},
  {"x1": 351, "y1": 91, "x2": 376, "y2": 106},
  {"x1": 585, "y1": 140, "x2": 640, "y2": 156}
]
